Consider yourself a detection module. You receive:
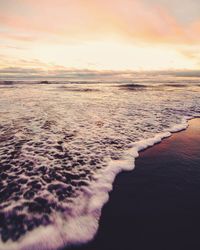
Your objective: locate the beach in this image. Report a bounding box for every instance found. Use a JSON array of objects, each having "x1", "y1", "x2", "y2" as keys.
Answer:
[
  {"x1": 0, "y1": 82, "x2": 199, "y2": 250},
  {"x1": 69, "y1": 118, "x2": 200, "y2": 250},
  {"x1": 1, "y1": 0, "x2": 200, "y2": 249}
]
